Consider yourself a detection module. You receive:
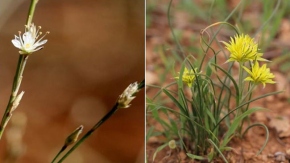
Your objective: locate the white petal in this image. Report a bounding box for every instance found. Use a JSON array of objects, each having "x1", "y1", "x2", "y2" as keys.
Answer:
[
  {"x1": 34, "y1": 39, "x2": 47, "y2": 47},
  {"x1": 32, "y1": 46, "x2": 44, "y2": 52},
  {"x1": 22, "y1": 32, "x2": 34, "y2": 44},
  {"x1": 11, "y1": 39, "x2": 22, "y2": 49}
]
